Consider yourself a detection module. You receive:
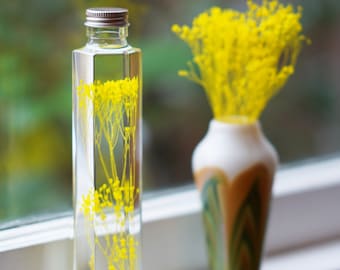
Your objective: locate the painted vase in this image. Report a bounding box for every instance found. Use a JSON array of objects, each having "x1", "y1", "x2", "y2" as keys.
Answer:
[{"x1": 192, "y1": 119, "x2": 278, "y2": 270}]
